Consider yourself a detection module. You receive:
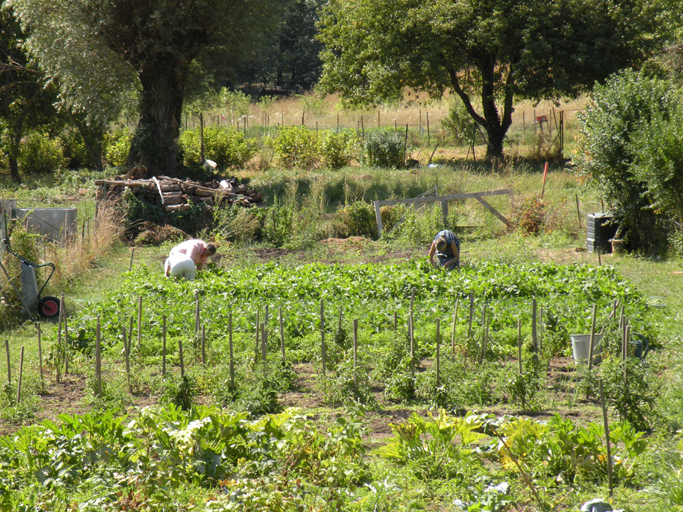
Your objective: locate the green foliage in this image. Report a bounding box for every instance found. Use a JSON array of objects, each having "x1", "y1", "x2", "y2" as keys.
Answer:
[
  {"x1": 272, "y1": 126, "x2": 320, "y2": 169},
  {"x1": 159, "y1": 374, "x2": 196, "y2": 411},
  {"x1": 576, "y1": 69, "x2": 677, "y2": 251},
  {"x1": 339, "y1": 201, "x2": 378, "y2": 239},
  {"x1": 379, "y1": 410, "x2": 486, "y2": 479},
  {"x1": 362, "y1": 129, "x2": 405, "y2": 168},
  {"x1": 318, "y1": 360, "x2": 376, "y2": 406},
  {"x1": 515, "y1": 196, "x2": 548, "y2": 235},
  {"x1": 262, "y1": 196, "x2": 295, "y2": 247},
  {"x1": 17, "y1": 131, "x2": 66, "y2": 174},
  {"x1": 498, "y1": 414, "x2": 648, "y2": 485},
  {"x1": 179, "y1": 126, "x2": 256, "y2": 169},
  {"x1": 320, "y1": 129, "x2": 361, "y2": 169},
  {"x1": 103, "y1": 129, "x2": 133, "y2": 167},
  {"x1": 442, "y1": 101, "x2": 477, "y2": 146}
]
